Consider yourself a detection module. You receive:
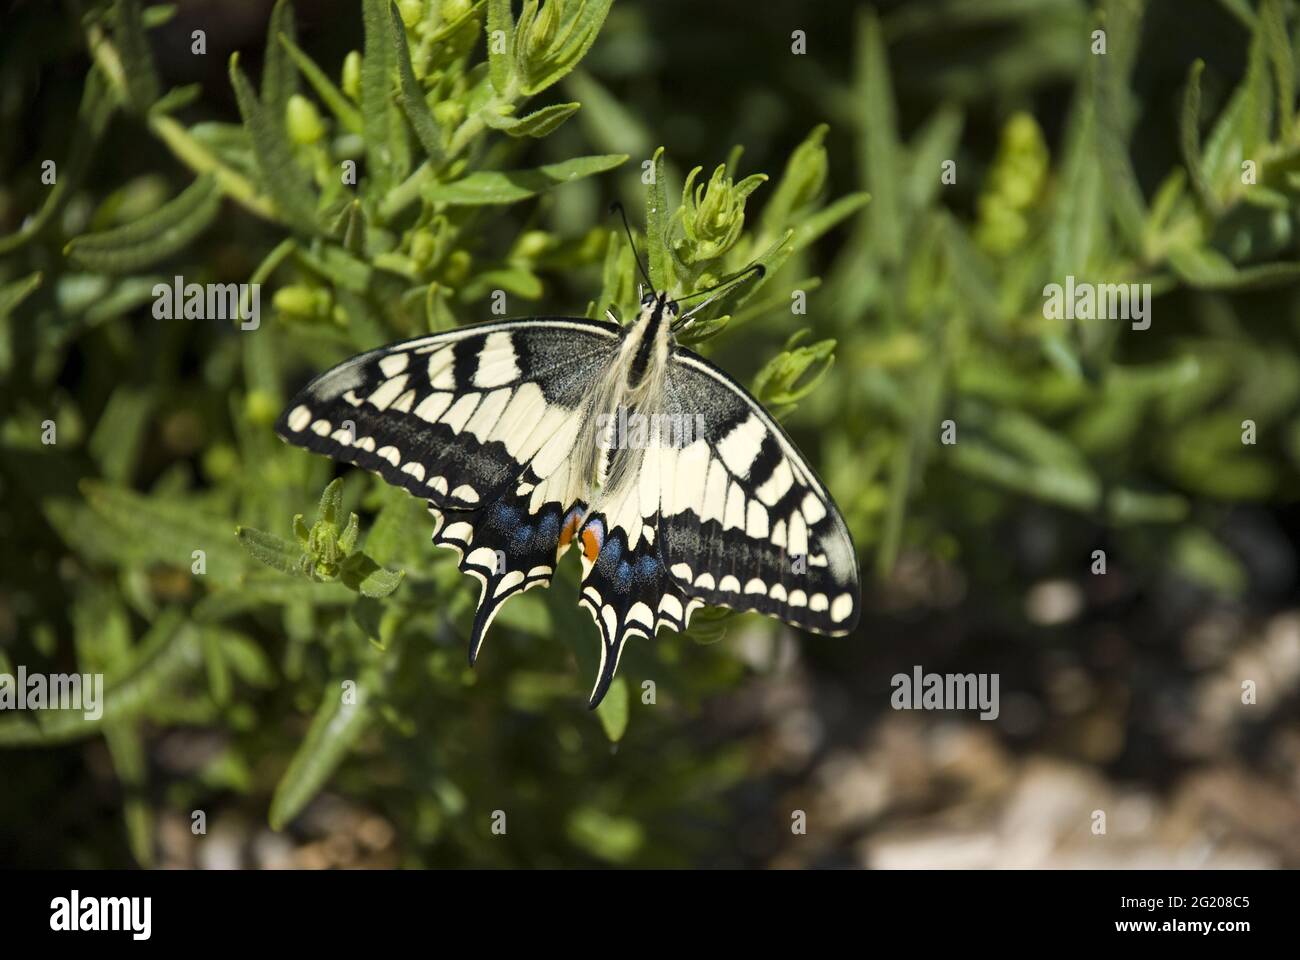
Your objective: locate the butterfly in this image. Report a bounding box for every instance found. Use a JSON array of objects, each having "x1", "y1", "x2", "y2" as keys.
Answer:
[{"x1": 275, "y1": 234, "x2": 861, "y2": 708}]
